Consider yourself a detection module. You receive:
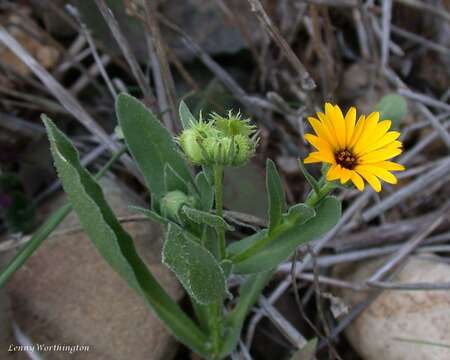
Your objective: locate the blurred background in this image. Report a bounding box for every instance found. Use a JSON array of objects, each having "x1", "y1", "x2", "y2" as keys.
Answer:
[{"x1": 0, "y1": 0, "x2": 450, "y2": 359}]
